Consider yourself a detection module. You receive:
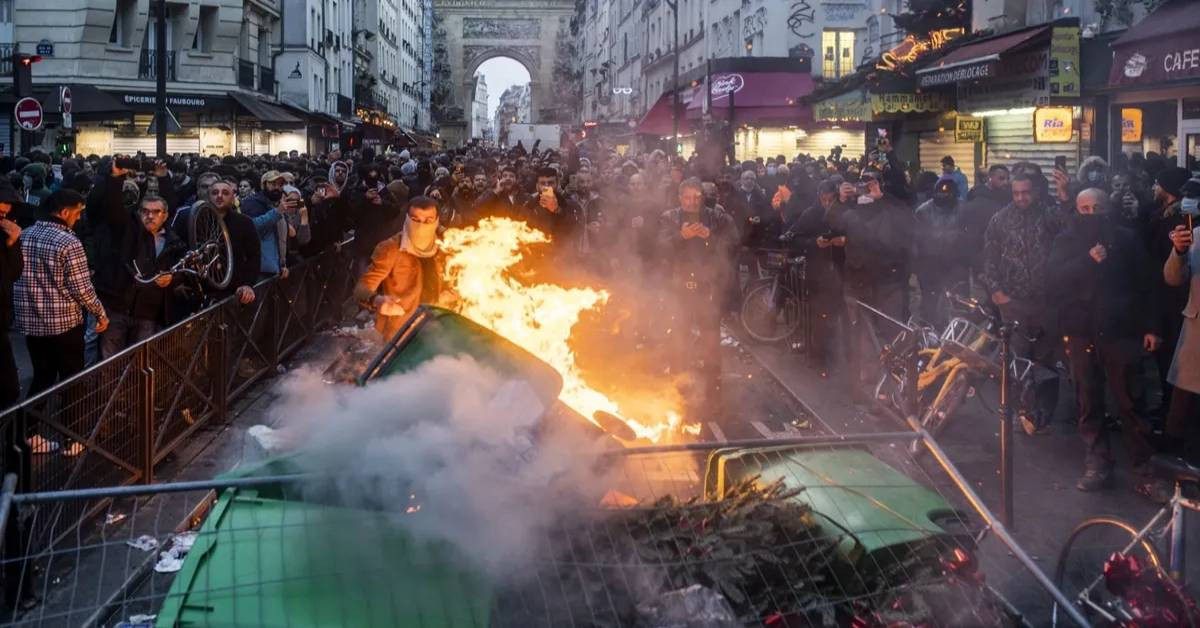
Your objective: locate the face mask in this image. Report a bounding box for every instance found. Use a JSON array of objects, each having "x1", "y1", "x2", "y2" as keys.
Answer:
[
  {"x1": 266, "y1": 188, "x2": 283, "y2": 202},
  {"x1": 704, "y1": 195, "x2": 717, "y2": 208},
  {"x1": 1183, "y1": 197, "x2": 1200, "y2": 215},
  {"x1": 404, "y1": 217, "x2": 439, "y2": 255},
  {"x1": 1086, "y1": 170, "x2": 1104, "y2": 184},
  {"x1": 22, "y1": 176, "x2": 31, "y2": 191},
  {"x1": 766, "y1": 166, "x2": 777, "y2": 176}
]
